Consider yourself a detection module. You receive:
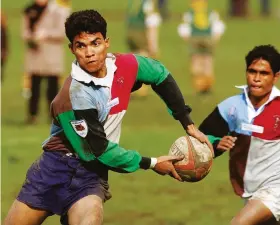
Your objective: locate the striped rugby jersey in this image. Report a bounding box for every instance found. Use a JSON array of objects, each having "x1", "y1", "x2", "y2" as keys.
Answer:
[
  {"x1": 199, "y1": 85, "x2": 280, "y2": 197},
  {"x1": 42, "y1": 53, "x2": 193, "y2": 173}
]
